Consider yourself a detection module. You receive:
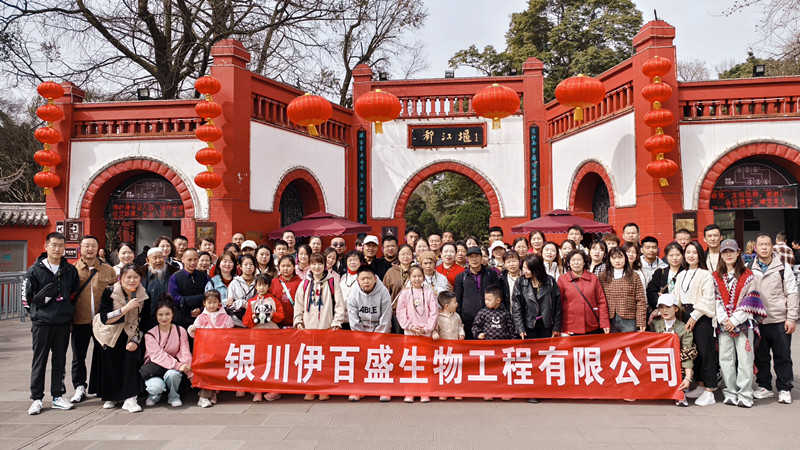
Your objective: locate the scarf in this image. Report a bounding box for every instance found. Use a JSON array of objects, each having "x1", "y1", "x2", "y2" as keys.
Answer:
[{"x1": 712, "y1": 270, "x2": 766, "y2": 336}]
